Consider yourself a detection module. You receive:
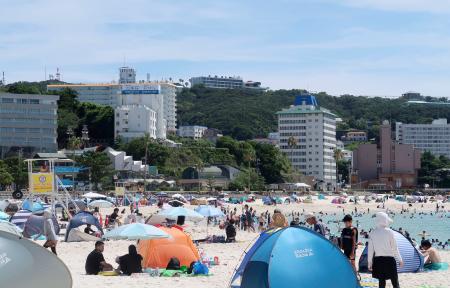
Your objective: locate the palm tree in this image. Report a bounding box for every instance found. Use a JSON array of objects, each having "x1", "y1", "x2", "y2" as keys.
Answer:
[{"x1": 333, "y1": 149, "x2": 344, "y2": 191}]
